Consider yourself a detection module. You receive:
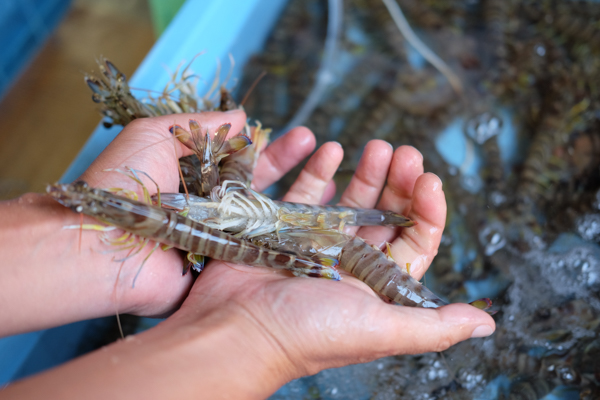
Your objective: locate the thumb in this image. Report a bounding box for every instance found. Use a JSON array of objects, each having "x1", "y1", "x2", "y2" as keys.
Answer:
[
  {"x1": 377, "y1": 303, "x2": 496, "y2": 355},
  {"x1": 301, "y1": 302, "x2": 496, "y2": 374}
]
